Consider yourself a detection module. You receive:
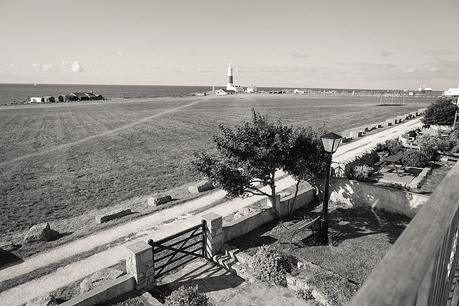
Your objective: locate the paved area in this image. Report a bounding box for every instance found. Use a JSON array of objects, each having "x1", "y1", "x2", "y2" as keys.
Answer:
[
  {"x1": 0, "y1": 118, "x2": 422, "y2": 305},
  {"x1": 156, "y1": 259, "x2": 312, "y2": 306}
]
